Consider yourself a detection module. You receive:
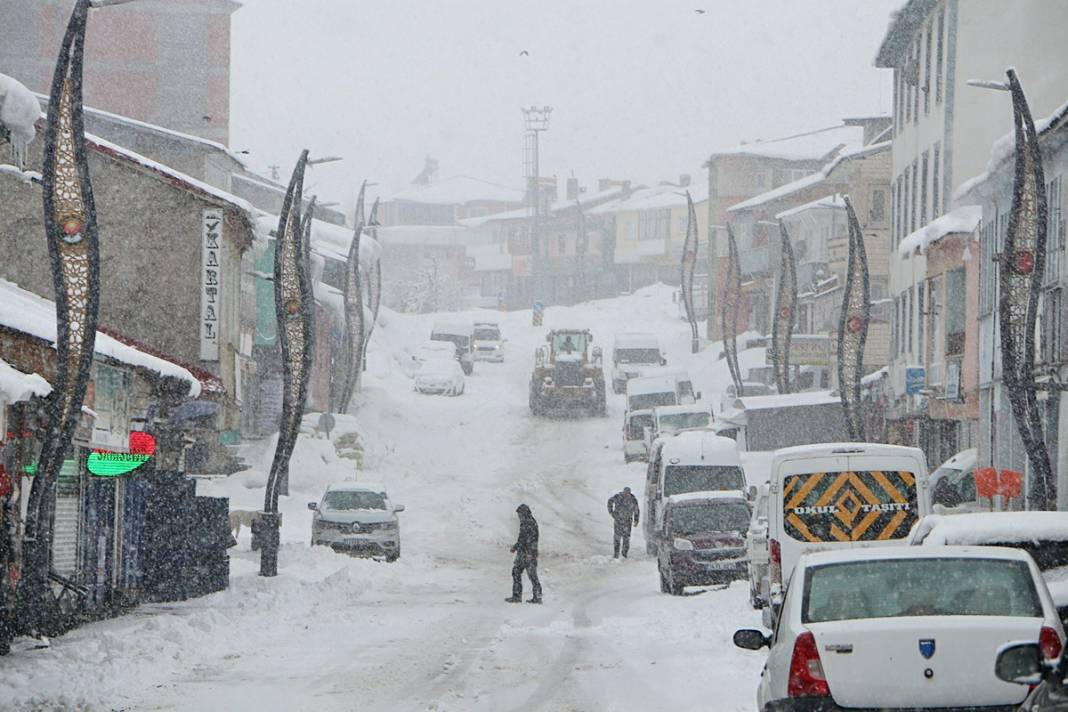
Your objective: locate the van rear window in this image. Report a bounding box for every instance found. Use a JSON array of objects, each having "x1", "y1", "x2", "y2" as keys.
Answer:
[
  {"x1": 664, "y1": 465, "x2": 745, "y2": 497},
  {"x1": 782, "y1": 471, "x2": 918, "y2": 543}
]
